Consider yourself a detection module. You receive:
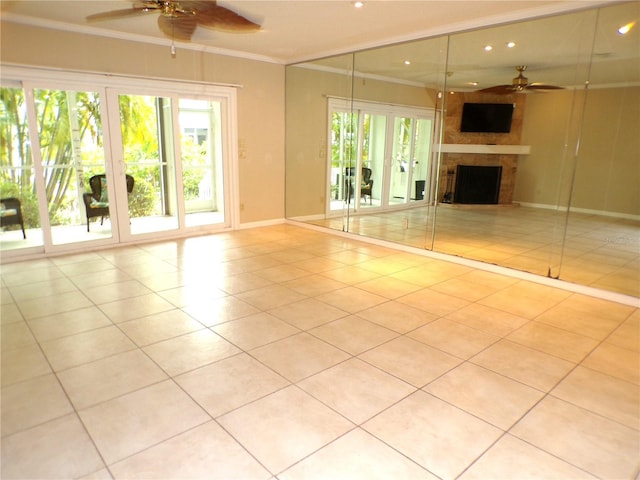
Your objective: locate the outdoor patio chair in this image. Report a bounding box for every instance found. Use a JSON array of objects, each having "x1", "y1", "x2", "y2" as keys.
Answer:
[
  {"x1": 83, "y1": 174, "x2": 134, "y2": 232},
  {"x1": 0, "y1": 197, "x2": 26, "y2": 239}
]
